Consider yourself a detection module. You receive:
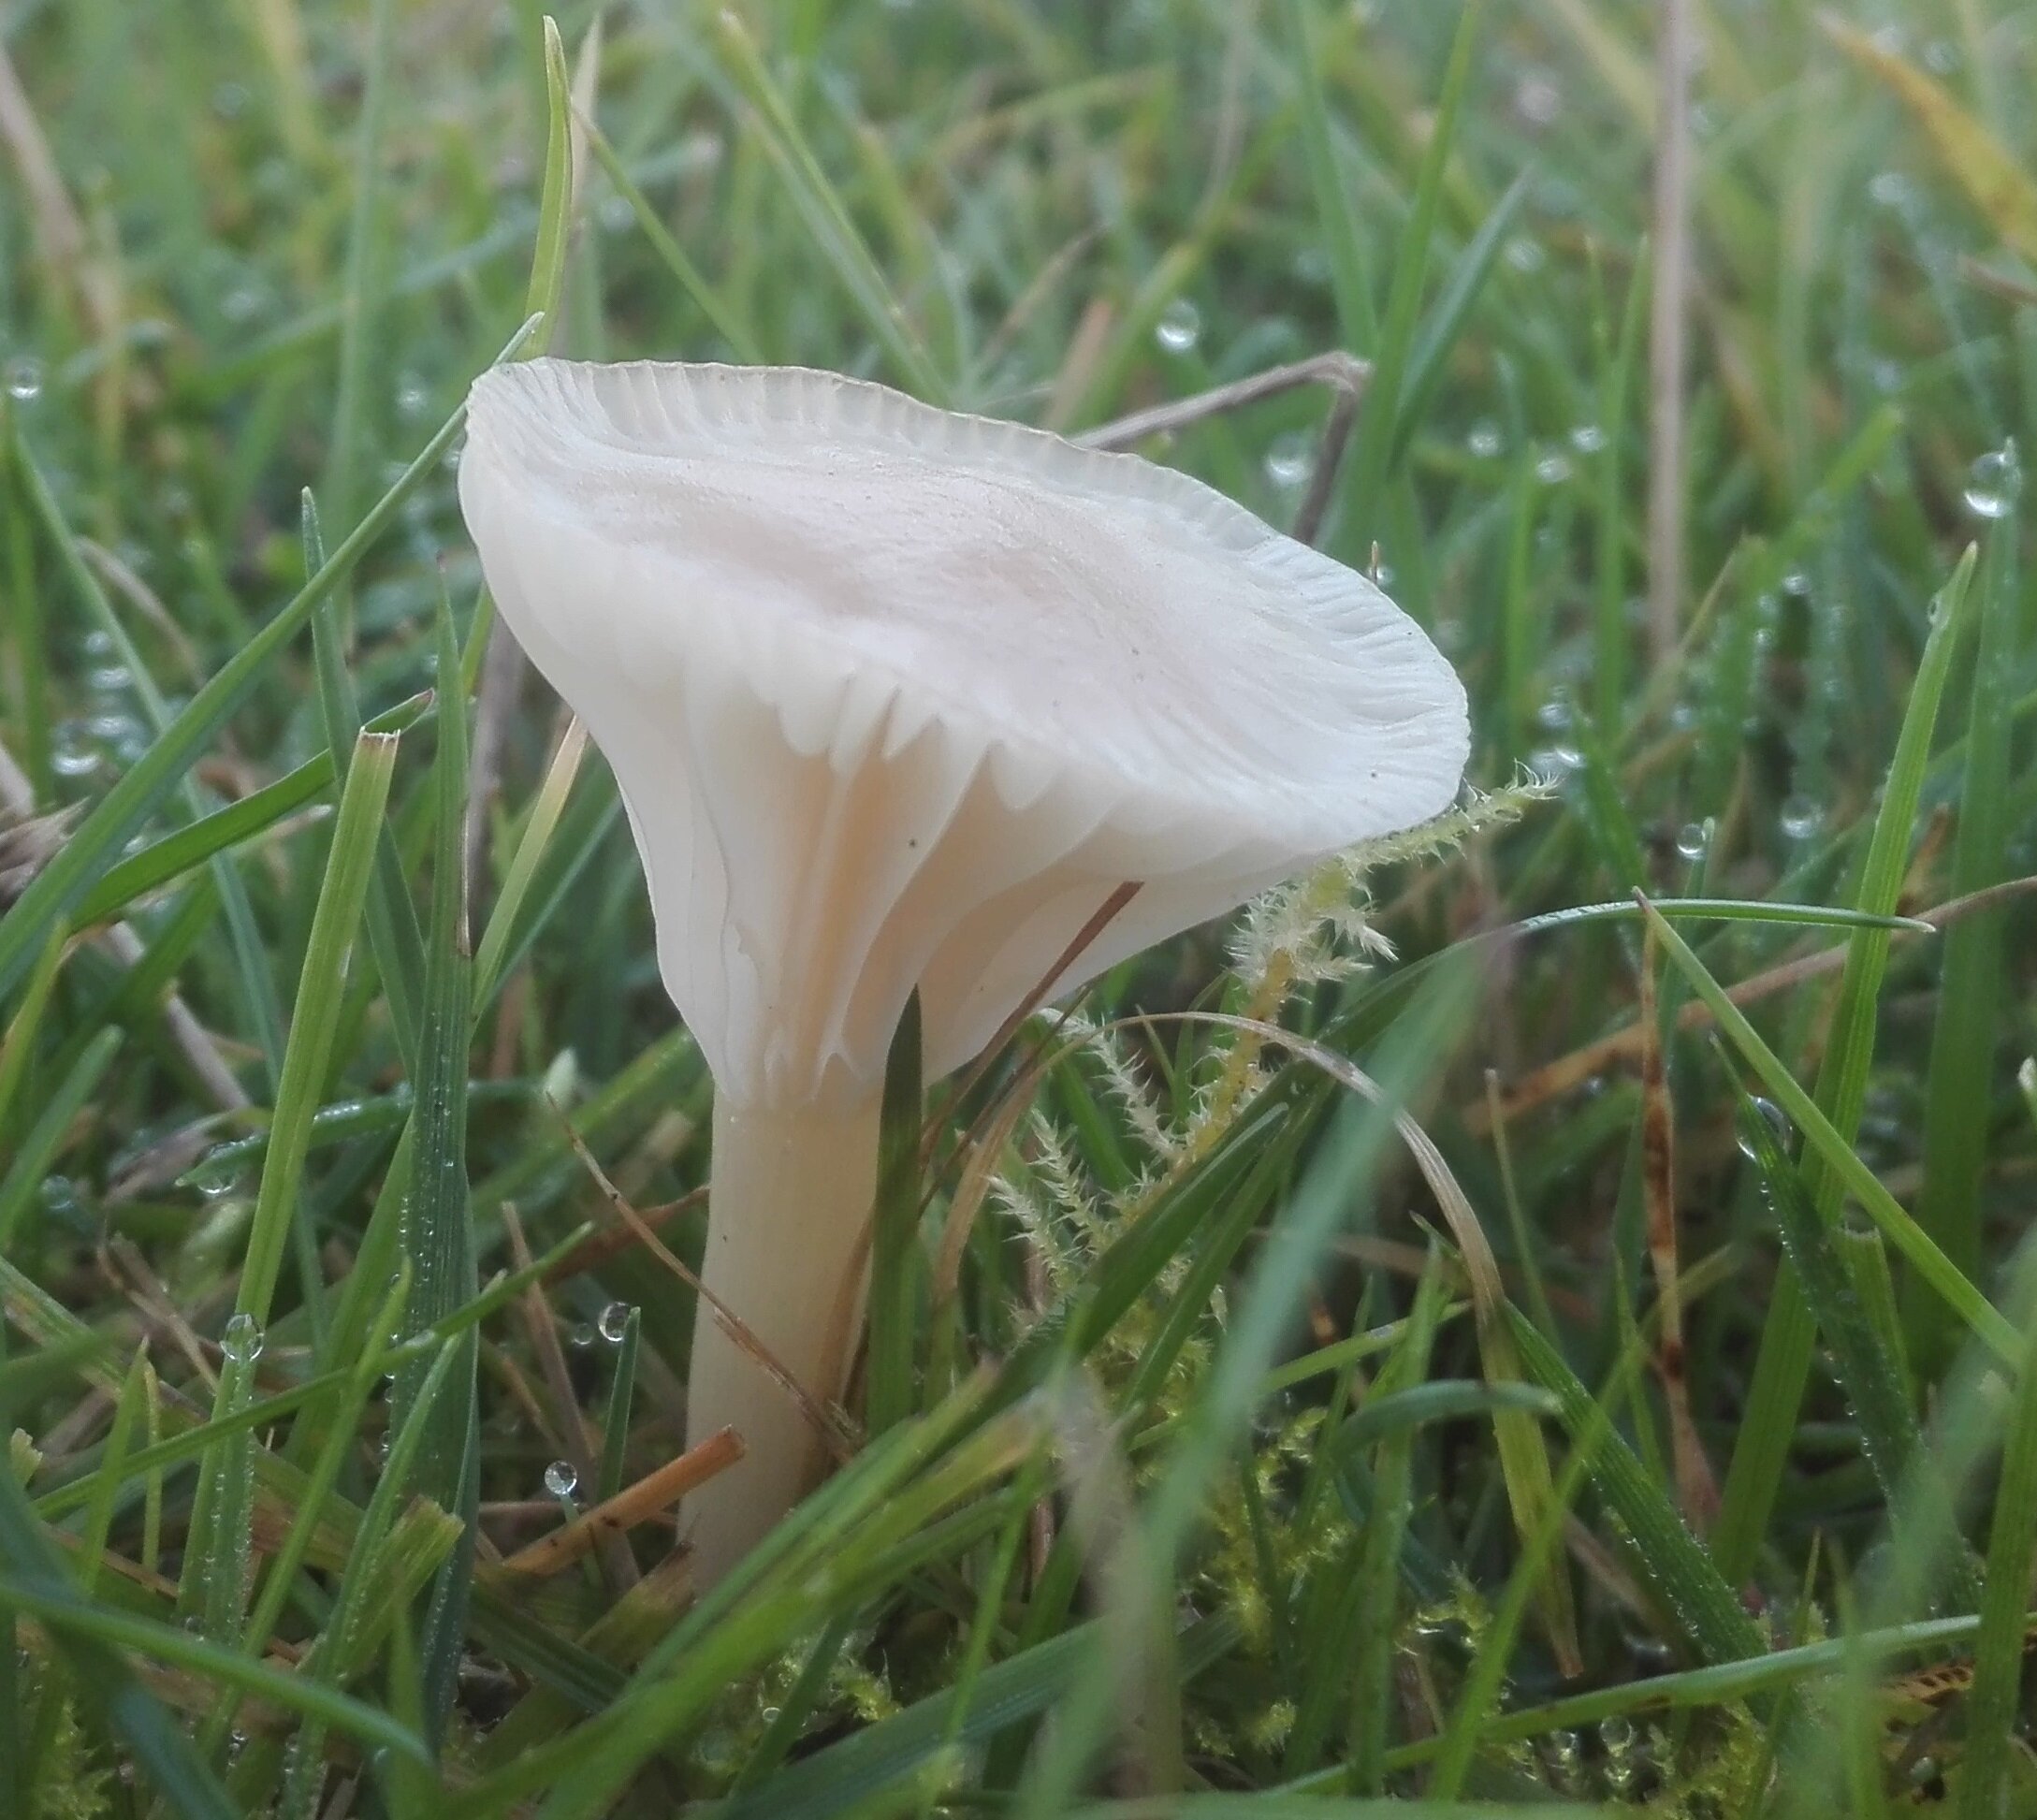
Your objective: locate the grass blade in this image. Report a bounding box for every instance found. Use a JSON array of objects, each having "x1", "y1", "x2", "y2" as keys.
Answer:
[
  {"x1": 1912, "y1": 525, "x2": 2017, "y2": 1369},
  {"x1": 1712, "y1": 546, "x2": 1983, "y2": 1580},
  {"x1": 236, "y1": 728, "x2": 400, "y2": 1326}
]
